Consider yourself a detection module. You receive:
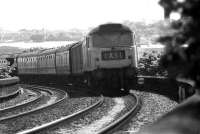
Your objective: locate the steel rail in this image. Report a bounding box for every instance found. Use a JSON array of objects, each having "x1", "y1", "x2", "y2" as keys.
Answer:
[
  {"x1": 0, "y1": 88, "x2": 42, "y2": 117},
  {"x1": 0, "y1": 85, "x2": 67, "y2": 121},
  {"x1": 17, "y1": 95, "x2": 104, "y2": 134},
  {"x1": 96, "y1": 93, "x2": 142, "y2": 134}
]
